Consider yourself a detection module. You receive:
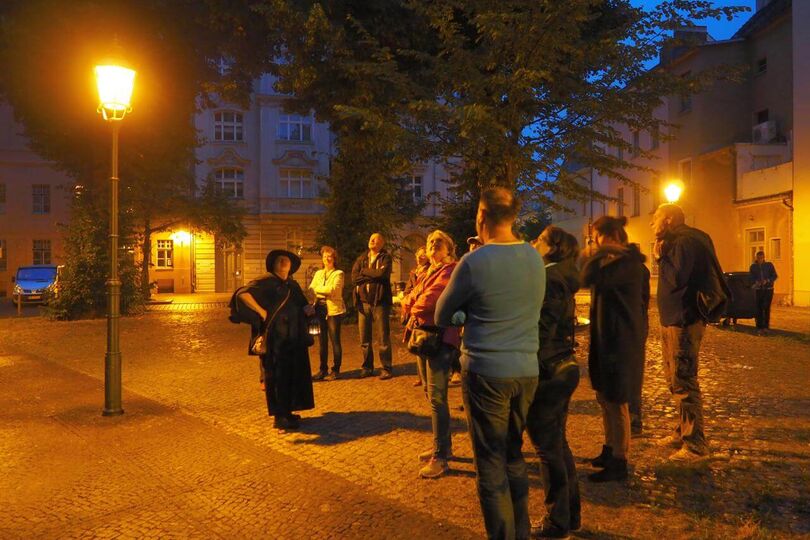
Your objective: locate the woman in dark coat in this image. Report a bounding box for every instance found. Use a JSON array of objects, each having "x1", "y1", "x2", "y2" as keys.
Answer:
[
  {"x1": 526, "y1": 226, "x2": 582, "y2": 539},
  {"x1": 582, "y1": 216, "x2": 649, "y2": 482},
  {"x1": 230, "y1": 249, "x2": 315, "y2": 430}
]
